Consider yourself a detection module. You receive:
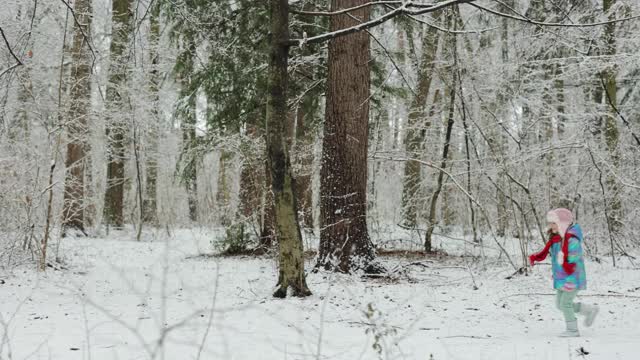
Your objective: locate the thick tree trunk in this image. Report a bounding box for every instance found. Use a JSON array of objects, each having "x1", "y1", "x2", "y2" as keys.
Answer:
[
  {"x1": 104, "y1": 0, "x2": 132, "y2": 228},
  {"x1": 62, "y1": 0, "x2": 92, "y2": 234},
  {"x1": 260, "y1": 159, "x2": 276, "y2": 247},
  {"x1": 268, "y1": 0, "x2": 311, "y2": 298},
  {"x1": 400, "y1": 18, "x2": 441, "y2": 228},
  {"x1": 318, "y1": 0, "x2": 378, "y2": 273},
  {"x1": 143, "y1": 3, "x2": 160, "y2": 224}
]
